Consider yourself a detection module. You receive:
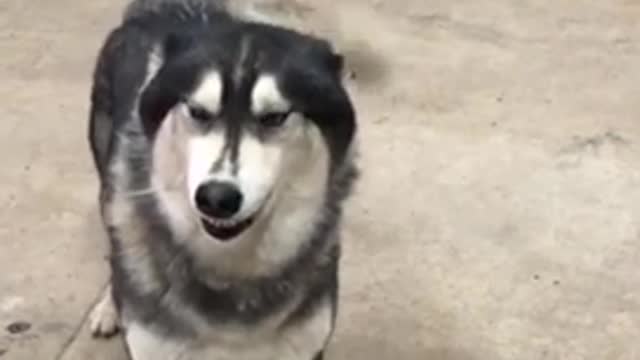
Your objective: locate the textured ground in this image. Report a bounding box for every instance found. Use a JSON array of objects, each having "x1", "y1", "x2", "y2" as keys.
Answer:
[{"x1": 1, "y1": 0, "x2": 639, "y2": 359}]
